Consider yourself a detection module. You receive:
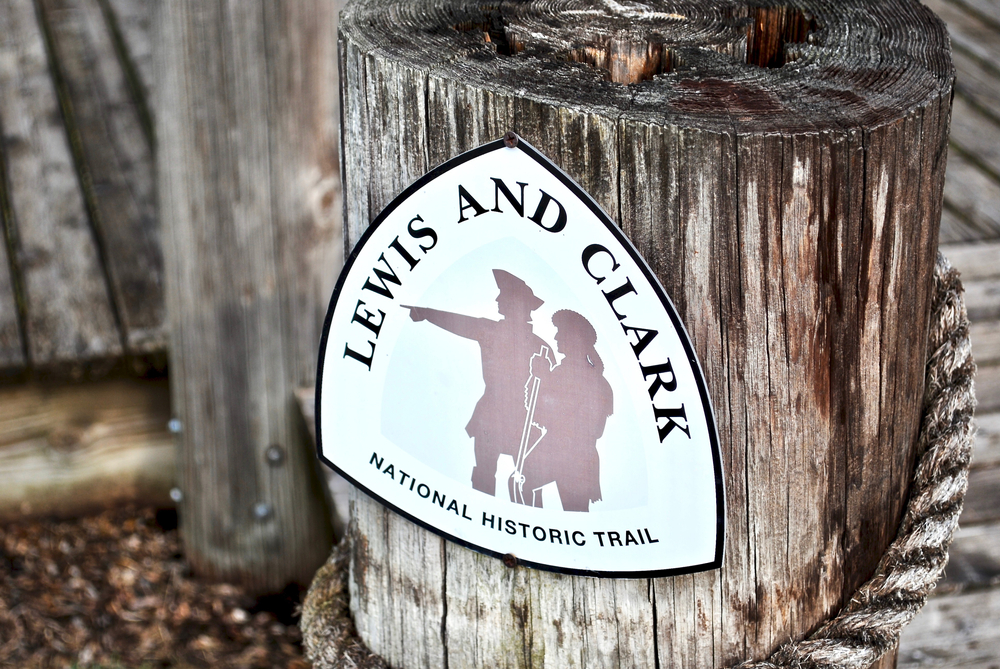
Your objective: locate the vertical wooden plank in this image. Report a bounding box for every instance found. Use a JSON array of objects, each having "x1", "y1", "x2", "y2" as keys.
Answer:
[
  {"x1": 732, "y1": 130, "x2": 791, "y2": 663},
  {"x1": 0, "y1": 0, "x2": 120, "y2": 369},
  {"x1": 156, "y1": 0, "x2": 335, "y2": 594},
  {"x1": 38, "y1": 0, "x2": 164, "y2": 355},
  {"x1": 778, "y1": 132, "x2": 846, "y2": 632},
  {"x1": 619, "y1": 119, "x2": 737, "y2": 668}
]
